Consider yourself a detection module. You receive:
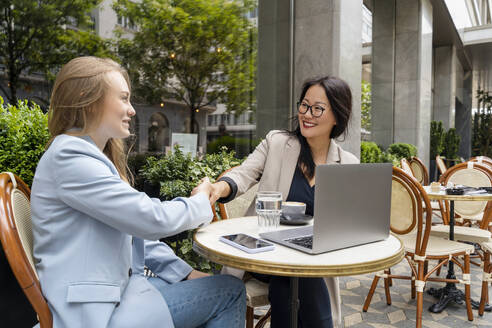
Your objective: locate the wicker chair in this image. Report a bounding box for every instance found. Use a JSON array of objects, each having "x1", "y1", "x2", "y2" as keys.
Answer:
[
  {"x1": 436, "y1": 155, "x2": 447, "y2": 178},
  {"x1": 363, "y1": 167, "x2": 474, "y2": 327},
  {"x1": 401, "y1": 158, "x2": 445, "y2": 222},
  {"x1": 430, "y1": 162, "x2": 492, "y2": 245},
  {"x1": 0, "y1": 172, "x2": 52, "y2": 328},
  {"x1": 212, "y1": 168, "x2": 270, "y2": 328},
  {"x1": 409, "y1": 156, "x2": 429, "y2": 186}
]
